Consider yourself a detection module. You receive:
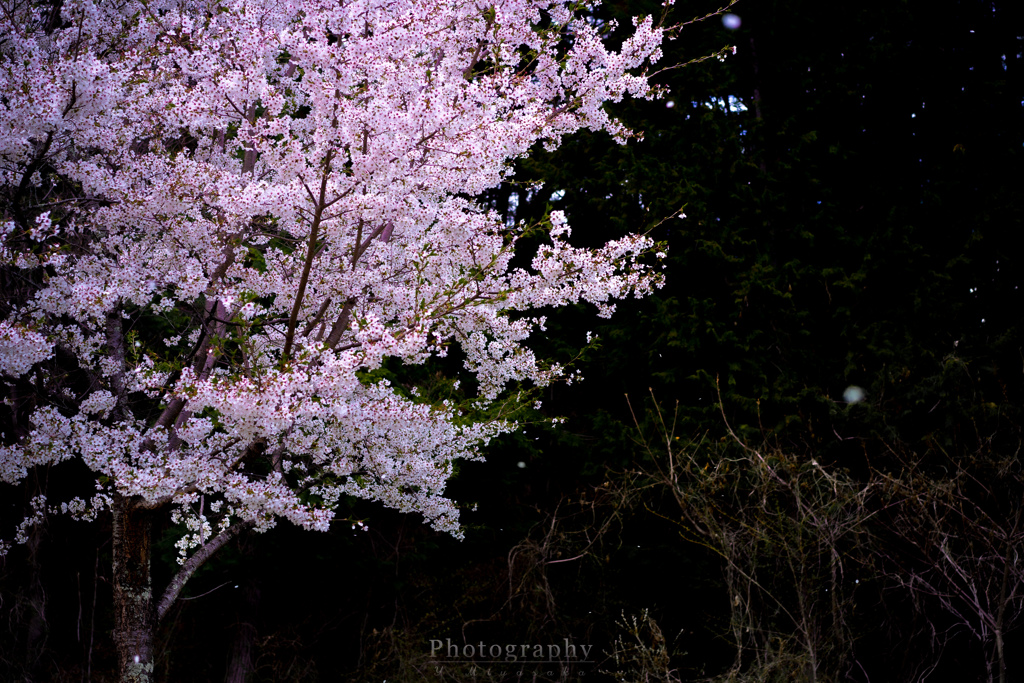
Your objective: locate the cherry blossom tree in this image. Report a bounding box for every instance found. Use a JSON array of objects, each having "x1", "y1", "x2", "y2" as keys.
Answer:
[{"x1": 1, "y1": 0, "x2": 668, "y2": 678}]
